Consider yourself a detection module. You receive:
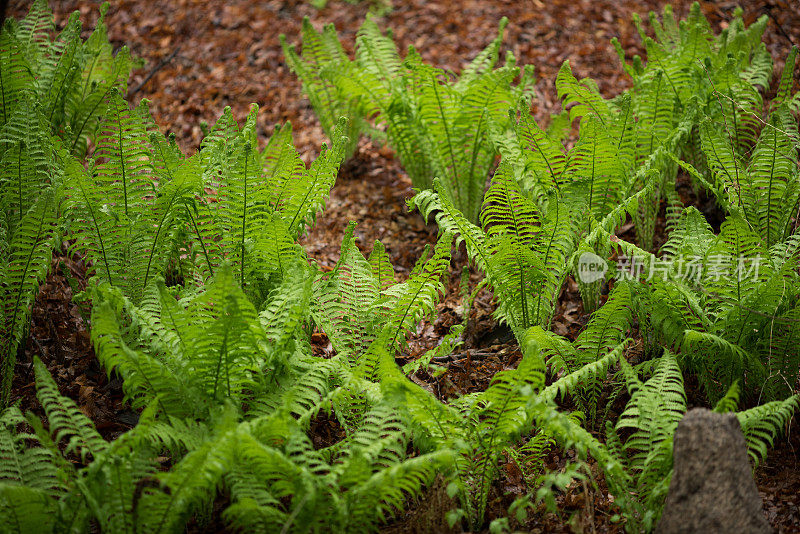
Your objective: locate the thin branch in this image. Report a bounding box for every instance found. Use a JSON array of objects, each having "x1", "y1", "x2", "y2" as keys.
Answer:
[
  {"x1": 127, "y1": 45, "x2": 182, "y2": 98},
  {"x1": 765, "y1": 4, "x2": 798, "y2": 48}
]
